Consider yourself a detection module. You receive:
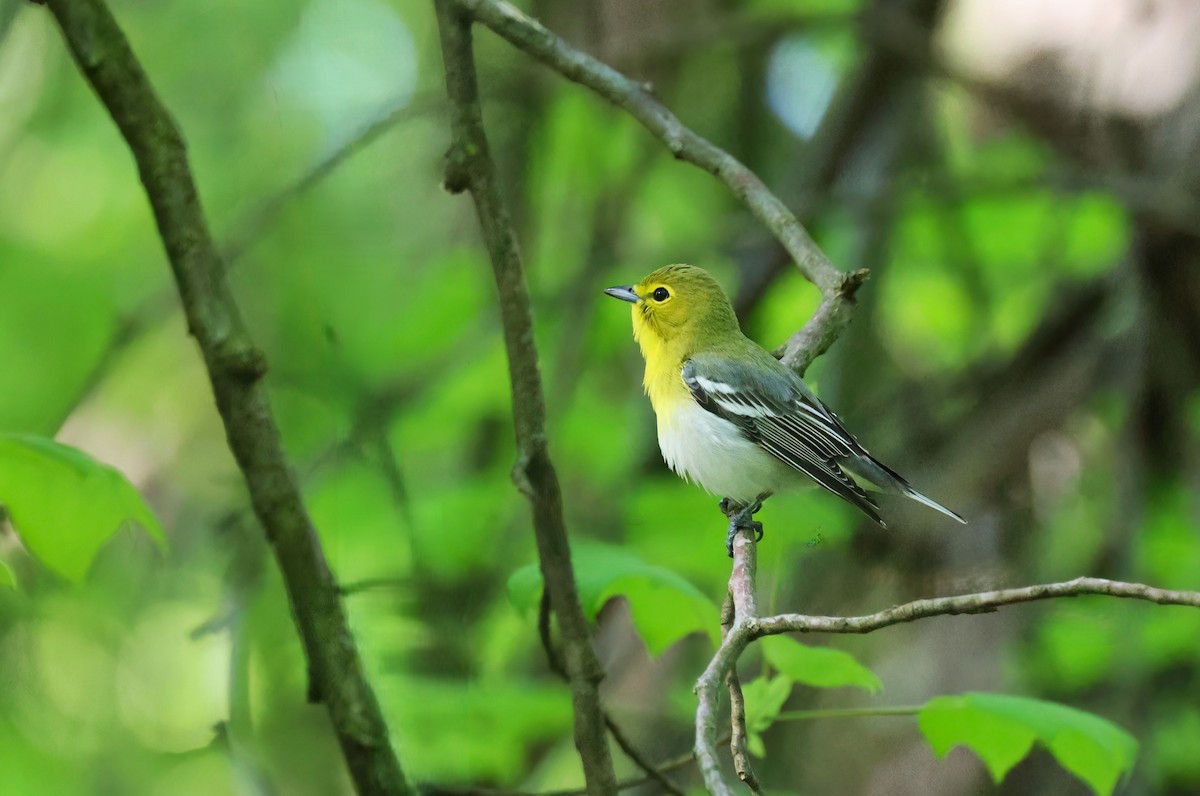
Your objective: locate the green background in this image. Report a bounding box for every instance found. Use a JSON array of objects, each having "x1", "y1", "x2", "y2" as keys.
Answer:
[{"x1": 2, "y1": 0, "x2": 1198, "y2": 793}]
